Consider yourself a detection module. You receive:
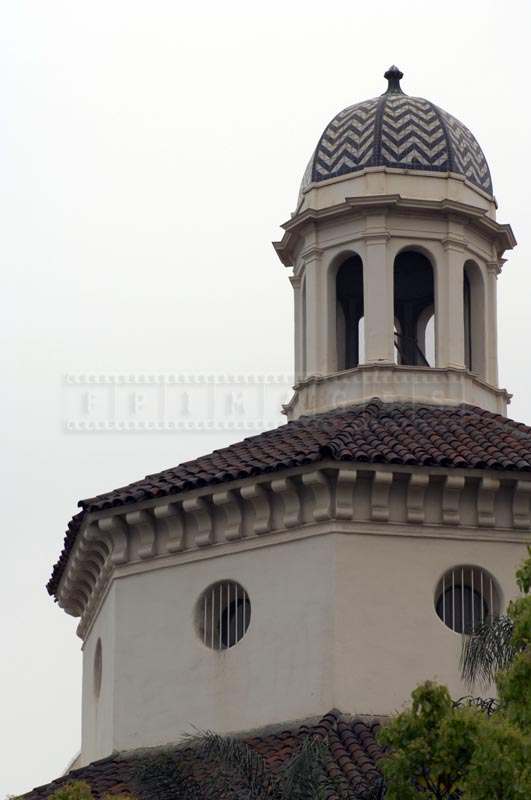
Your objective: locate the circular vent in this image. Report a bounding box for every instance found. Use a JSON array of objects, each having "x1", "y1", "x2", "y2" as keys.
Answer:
[
  {"x1": 435, "y1": 566, "x2": 499, "y2": 634},
  {"x1": 197, "y1": 581, "x2": 251, "y2": 650}
]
